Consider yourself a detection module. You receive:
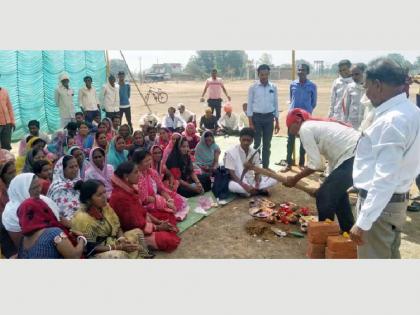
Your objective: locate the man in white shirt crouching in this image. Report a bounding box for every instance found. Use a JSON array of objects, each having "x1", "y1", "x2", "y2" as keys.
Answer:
[
  {"x1": 224, "y1": 128, "x2": 277, "y2": 197},
  {"x1": 349, "y1": 58, "x2": 420, "y2": 259},
  {"x1": 284, "y1": 108, "x2": 360, "y2": 232}
]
